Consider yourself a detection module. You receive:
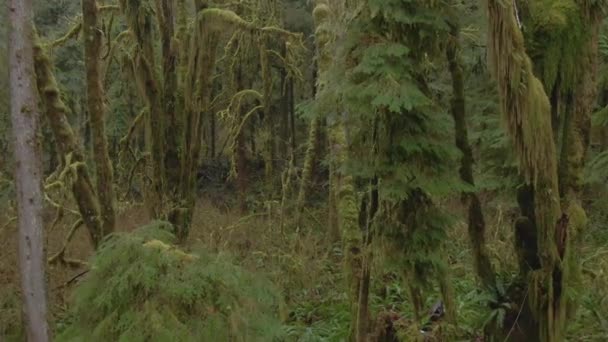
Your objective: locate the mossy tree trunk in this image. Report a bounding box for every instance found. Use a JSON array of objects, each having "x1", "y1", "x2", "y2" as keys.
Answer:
[
  {"x1": 120, "y1": 1, "x2": 299, "y2": 241},
  {"x1": 82, "y1": 0, "x2": 116, "y2": 237},
  {"x1": 34, "y1": 39, "x2": 105, "y2": 248},
  {"x1": 9, "y1": 0, "x2": 50, "y2": 338},
  {"x1": 296, "y1": 116, "x2": 321, "y2": 226},
  {"x1": 309, "y1": 0, "x2": 367, "y2": 339},
  {"x1": 486, "y1": 0, "x2": 569, "y2": 340},
  {"x1": 446, "y1": 23, "x2": 496, "y2": 290}
]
